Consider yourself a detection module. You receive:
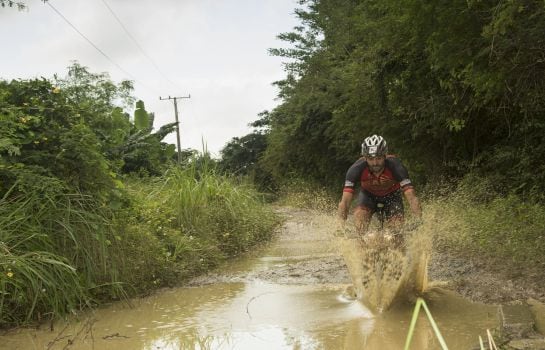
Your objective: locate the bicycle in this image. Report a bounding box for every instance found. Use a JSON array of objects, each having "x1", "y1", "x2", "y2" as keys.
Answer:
[
  {"x1": 360, "y1": 202, "x2": 406, "y2": 250},
  {"x1": 337, "y1": 204, "x2": 425, "y2": 312}
]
